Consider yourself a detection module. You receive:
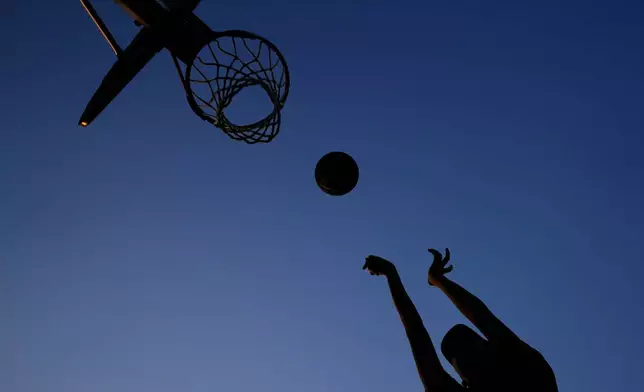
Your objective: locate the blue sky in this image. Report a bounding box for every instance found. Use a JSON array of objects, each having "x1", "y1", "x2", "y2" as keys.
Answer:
[{"x1": 2, "y1": 0, "x2": 643, "y2": 391}]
